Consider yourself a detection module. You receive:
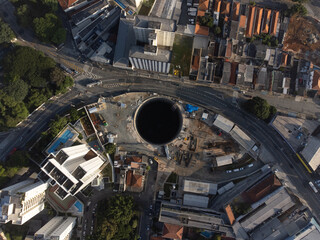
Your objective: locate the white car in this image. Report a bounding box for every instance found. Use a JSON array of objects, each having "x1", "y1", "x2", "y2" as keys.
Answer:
[
  {"x1": 149, "y1": 158, "x2": 153, "y2": 165},
  {"x1": 248, "y1": 164, "x2": 254, "y2": 168},
  {"x1": 226, "y1": 170, "x2": 232, "y2": 173},
  {"x1": 233, "y1": 168, "x2": 239, "y2": 172},
  {"x1": 239, "y1": 167, "x2": 244, "y2": 171}
]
